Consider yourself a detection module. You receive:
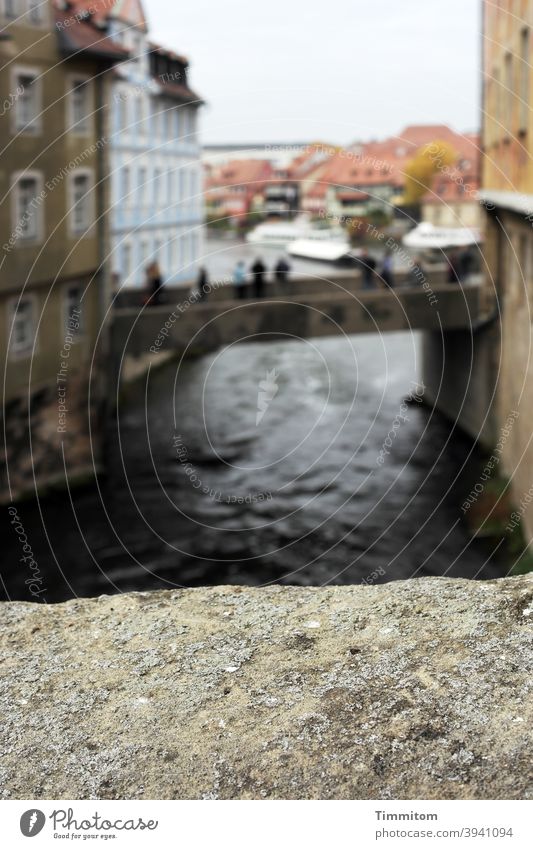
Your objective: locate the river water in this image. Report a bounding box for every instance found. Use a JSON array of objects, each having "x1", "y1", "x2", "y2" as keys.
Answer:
[{"x1": 3, "y1": 328, "x2": 507, "y2": 603}]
